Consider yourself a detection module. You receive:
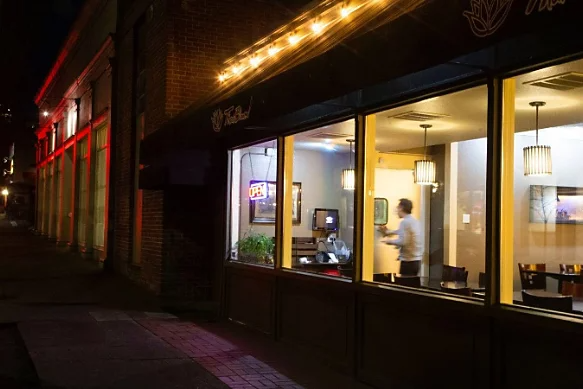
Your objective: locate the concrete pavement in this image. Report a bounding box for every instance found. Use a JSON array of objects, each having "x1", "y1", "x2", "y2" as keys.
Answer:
[{"x1": 0, "y1": 217, "x2": 369, "y2": 389}]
